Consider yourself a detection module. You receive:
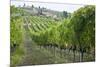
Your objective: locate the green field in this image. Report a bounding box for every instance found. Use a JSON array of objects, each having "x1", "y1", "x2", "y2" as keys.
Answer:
[{"x1": 10, "y1": 5, "x2": 95, "y2": 67}]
